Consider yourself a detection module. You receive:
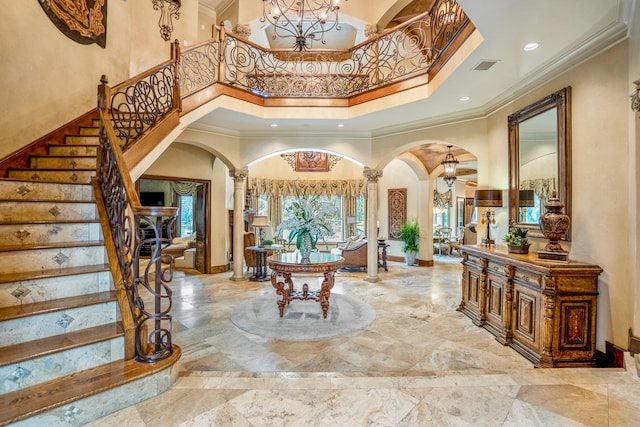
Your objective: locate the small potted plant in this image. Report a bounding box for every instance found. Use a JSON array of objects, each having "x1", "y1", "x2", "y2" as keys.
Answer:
[
  {"x1": 504, "y1": 227, "x2": 530, "y2": 254},
  {"x1": 262, "y1": 239, "x2": 273, "y2": 249}
]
